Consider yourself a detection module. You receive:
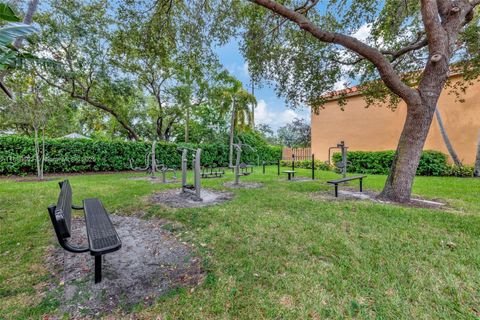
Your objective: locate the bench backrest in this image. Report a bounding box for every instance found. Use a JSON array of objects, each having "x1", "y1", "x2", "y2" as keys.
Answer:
[{"x1": 47, "y1": 180, "x2": 73, "y2": 240}]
